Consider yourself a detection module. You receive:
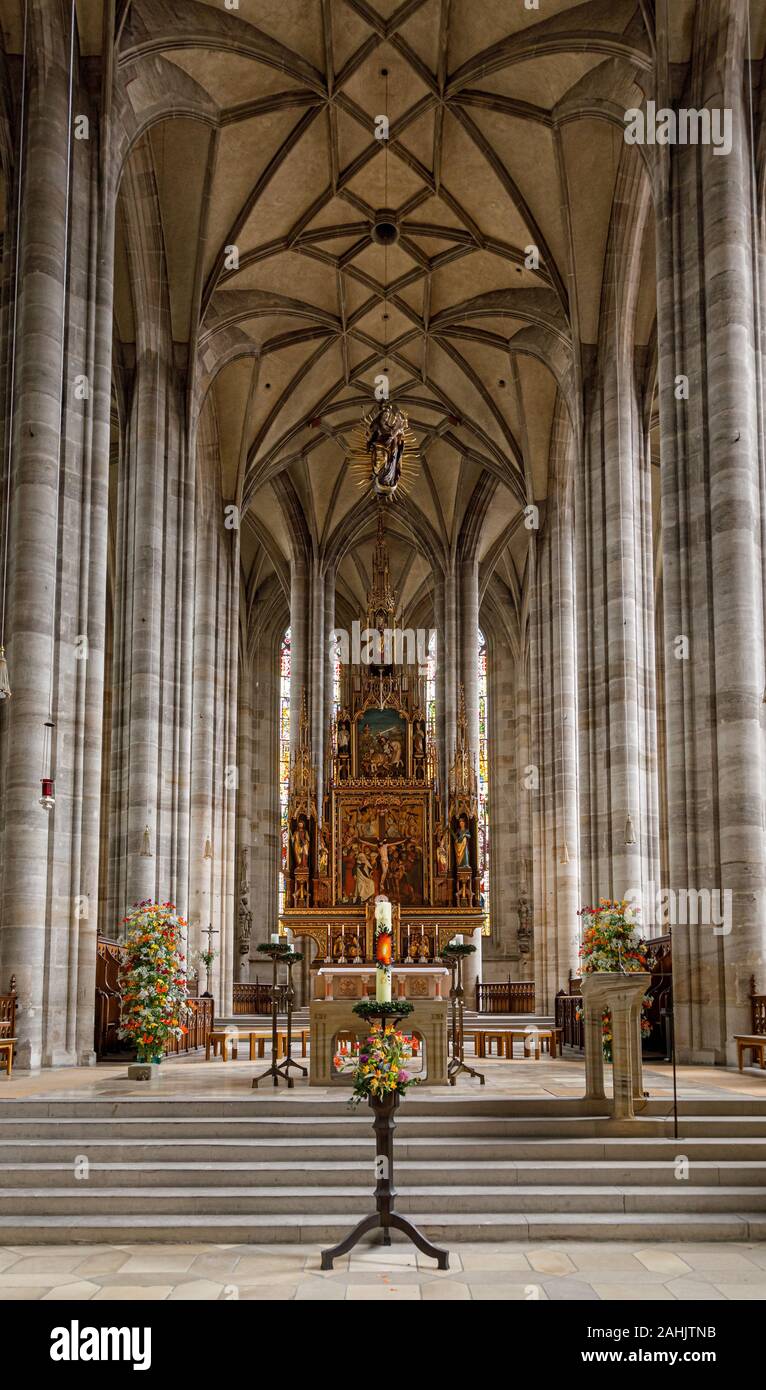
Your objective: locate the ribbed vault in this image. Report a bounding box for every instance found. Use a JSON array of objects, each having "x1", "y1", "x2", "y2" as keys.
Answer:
[{"x1": 90, "y1": 0, "x2": 685, "y2": 629}]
